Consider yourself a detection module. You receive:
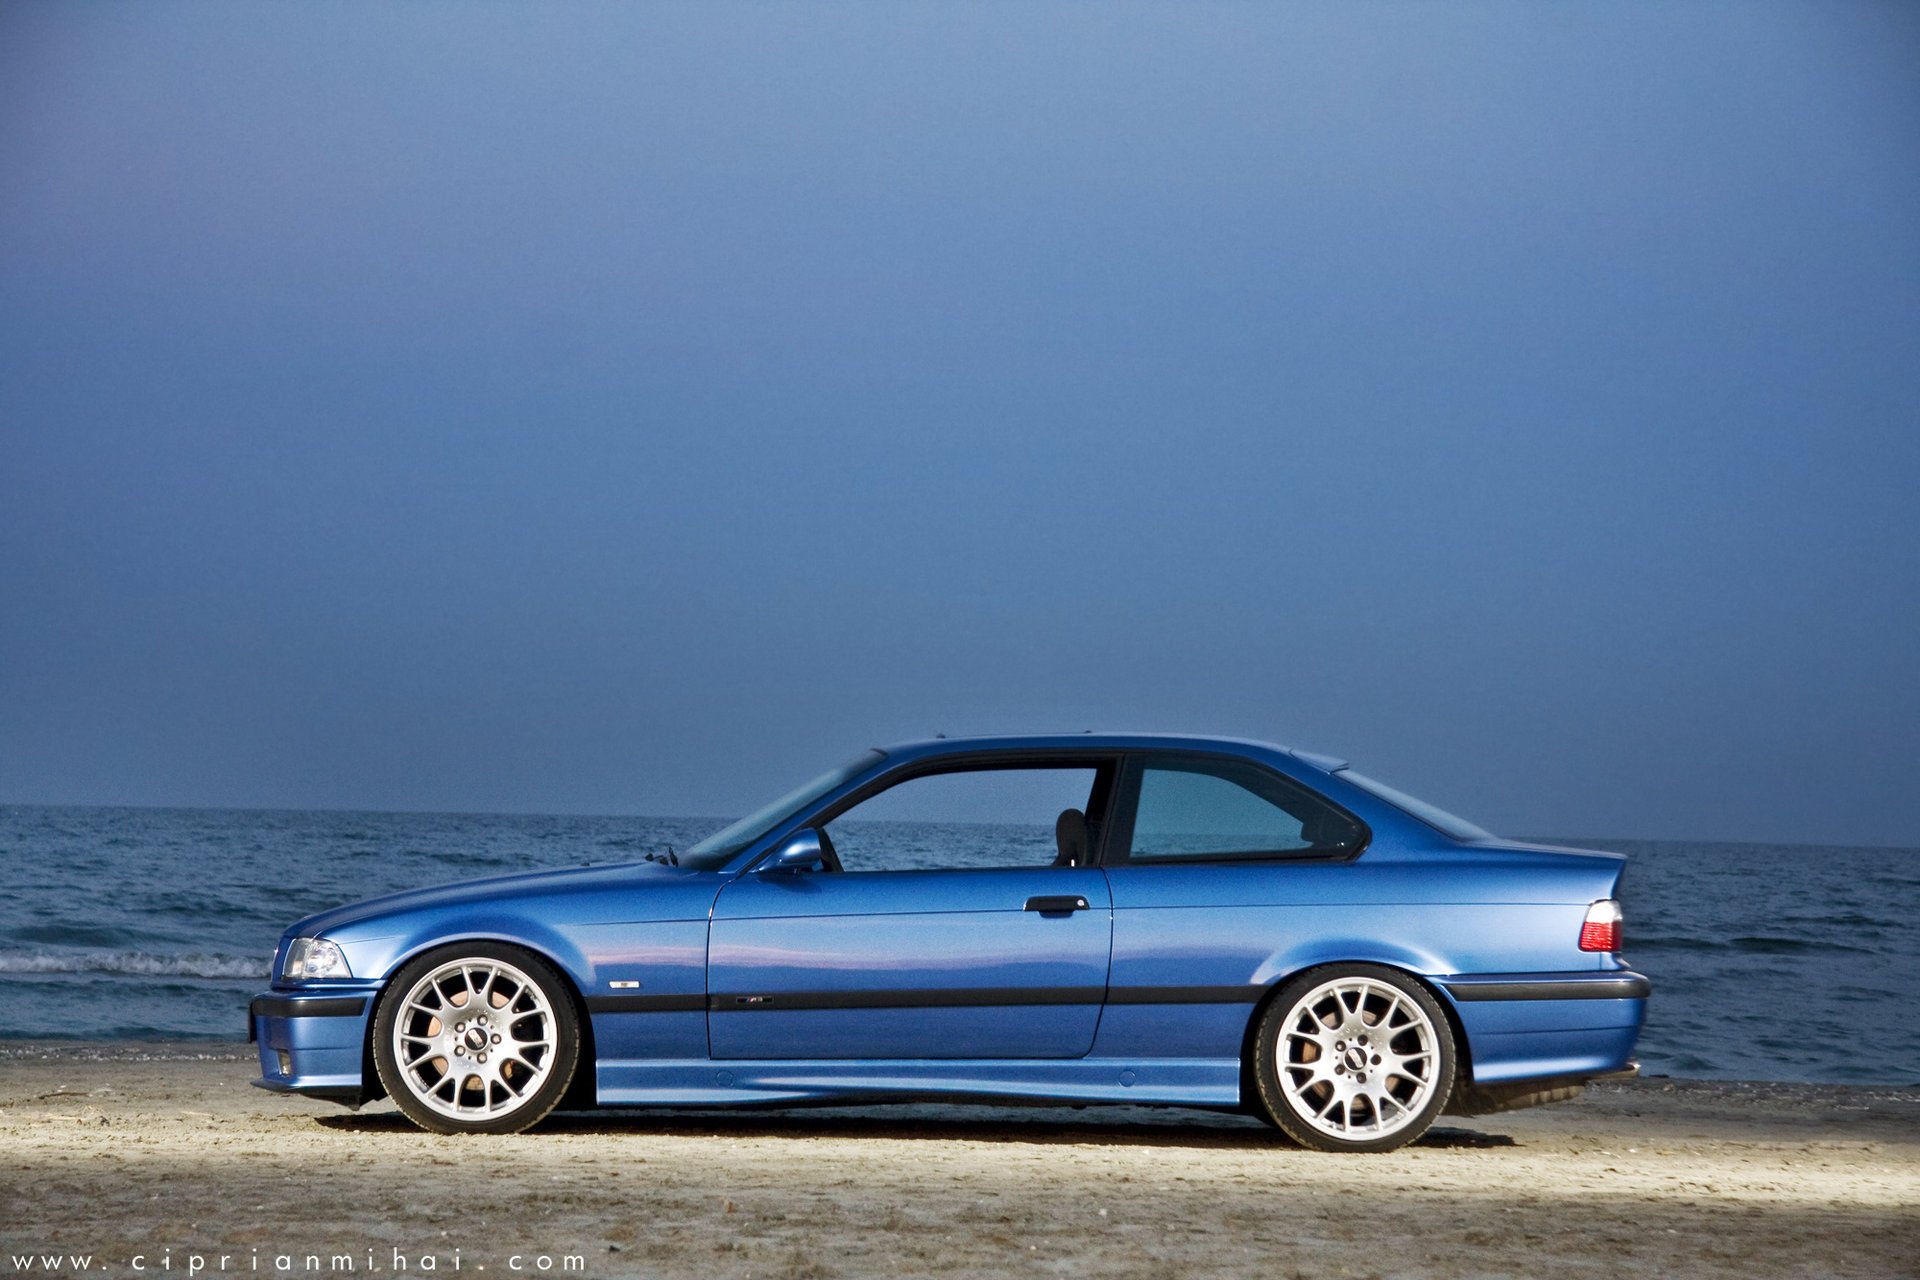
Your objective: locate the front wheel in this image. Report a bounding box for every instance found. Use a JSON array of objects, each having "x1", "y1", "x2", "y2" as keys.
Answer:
[
  {"x1": 372, "y1": 943, "x2": 581, "y2": 1135},
  {"x1": 1250, "y1": 964, "x2": 1456, "y2": 1153}
]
